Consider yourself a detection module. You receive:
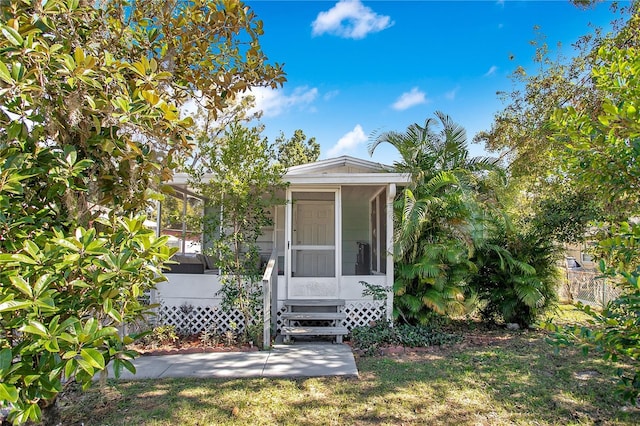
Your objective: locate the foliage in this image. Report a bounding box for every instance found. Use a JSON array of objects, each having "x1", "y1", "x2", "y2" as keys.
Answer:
[
  {"x1": 551, "y1": 42, "x2": 640, "y2": 210},
  {"x1": 475, "y1": 2, "x2": 639, "y2": 220},
  {"x1": 546, "y1": 223, "x2": 640, "y2": 404},
  {"x1": 470, "y1": 218, "x2": 561, "y2": 327},
  {"x1": 275, "y1": 129, "x2": 320, "y2": 167},
  {"x1": 0, "y1": 0, "x2": 284, "y2": 422},
  {"x1": 544, "y1": 15, "x2": 640, "y2": 405},
  {"x1": 369, "y1": 111, "x2": 501, "y2": 324},
  {"x1": 140, "y1": 325, "x2": 179, "y2": 349},
  {"x1": 349, "y1": 320, "x2": 461, "y2": 356},
  {"x1": 189, "y1": 122, "x2": 286, "y2": 341},
  {"x1": 528, "y1": 186, "x2": 603, "y2": 244},
  {"x1": 360, "y1": 281, "x2": 392, "y2": 303},
  {"x1": 0, "y1": 216, "x2": 174, "y2": 423}
]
